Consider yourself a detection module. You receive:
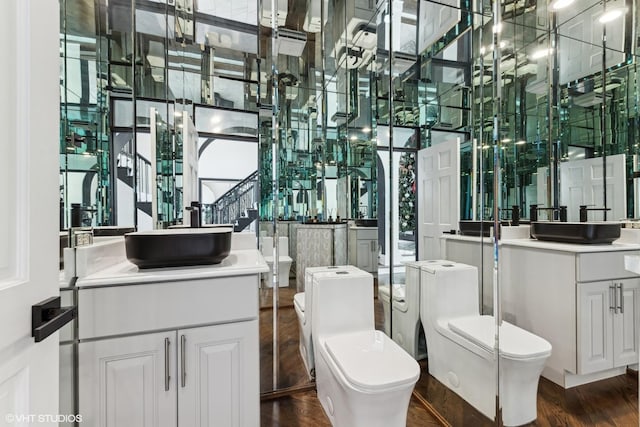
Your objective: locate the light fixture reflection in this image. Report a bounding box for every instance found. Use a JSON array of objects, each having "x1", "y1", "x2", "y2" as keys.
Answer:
[
  {"x1": 531, "y1": 48, "x2": 552, "y2": 60},
  {"x1": 550, "y1": 0, "x2": 574, "y2": 10},
  {"x1": 362, "y1": 127, "x2": 371, "y2": 134},
  {"x1": 516, "y1": 140, "x2": 526, "y2": 145},
  {"x1": 599, "y1": 7, "x2": 626, "y2": 23}
]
